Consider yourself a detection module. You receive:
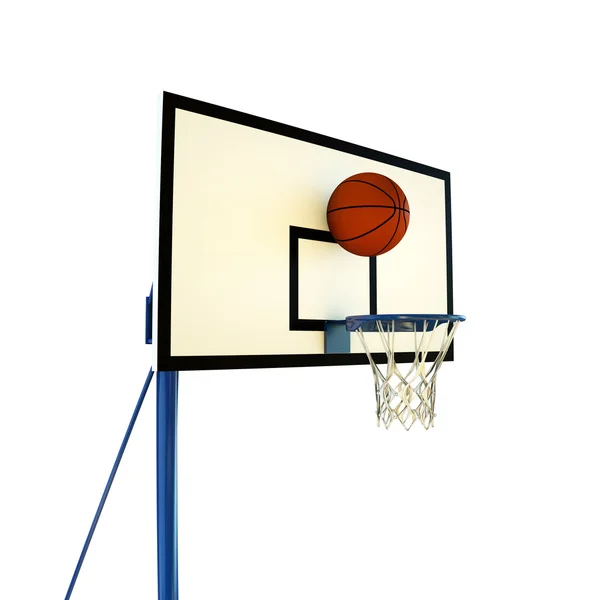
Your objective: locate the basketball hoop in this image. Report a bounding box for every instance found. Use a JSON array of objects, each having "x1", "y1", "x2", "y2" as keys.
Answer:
[{"x1": 346, "y1": 314, "x2": 465, "y2": 430}]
